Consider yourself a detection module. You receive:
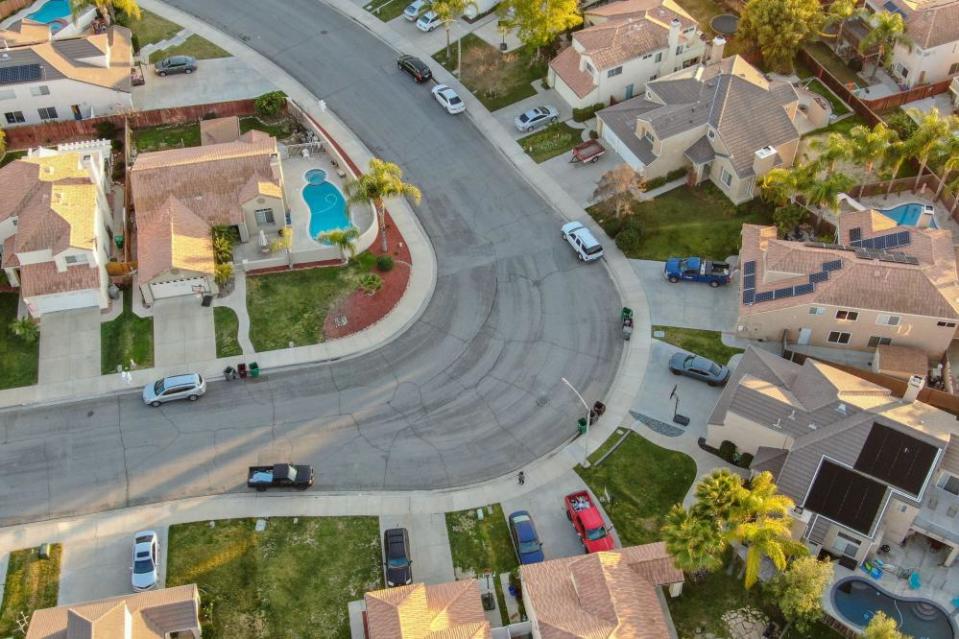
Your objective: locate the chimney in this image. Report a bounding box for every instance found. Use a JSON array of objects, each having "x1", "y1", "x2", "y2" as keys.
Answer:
[
  {"x1": 903, "y1": 375, "x2": 925, "y2": 403},
  {"x1": 668, "y1": 18, "x2": 681, "y2": 50},
  {"x1": 709, "y1": 36, "x2": 727, "y2": 63}
]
